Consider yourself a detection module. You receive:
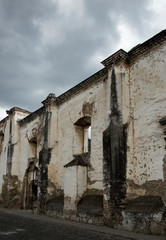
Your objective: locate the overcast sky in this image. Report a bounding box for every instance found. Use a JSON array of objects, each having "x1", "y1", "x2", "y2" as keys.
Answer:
[{"x1": 0, "y1": 0, "x2": 165, "y2": 120}]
